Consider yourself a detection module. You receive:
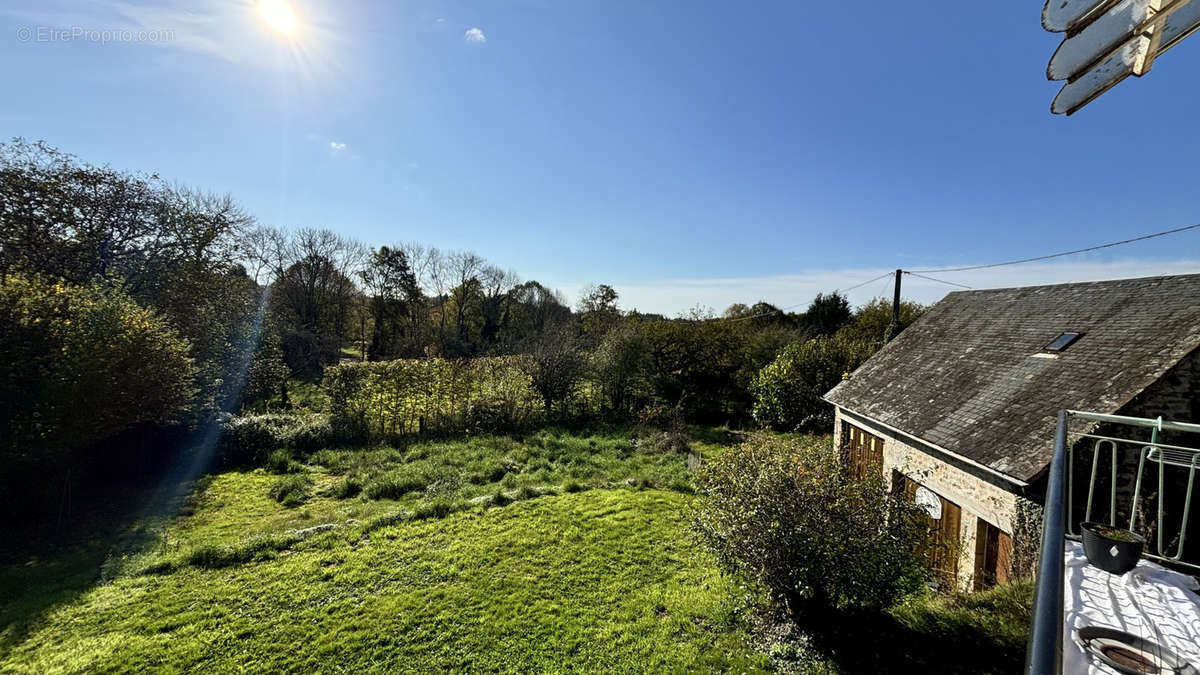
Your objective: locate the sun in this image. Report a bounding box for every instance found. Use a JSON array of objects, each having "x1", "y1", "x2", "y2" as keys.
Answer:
[{"x1": 258, "y1": 0, "x2": 298, "y2": 37}]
